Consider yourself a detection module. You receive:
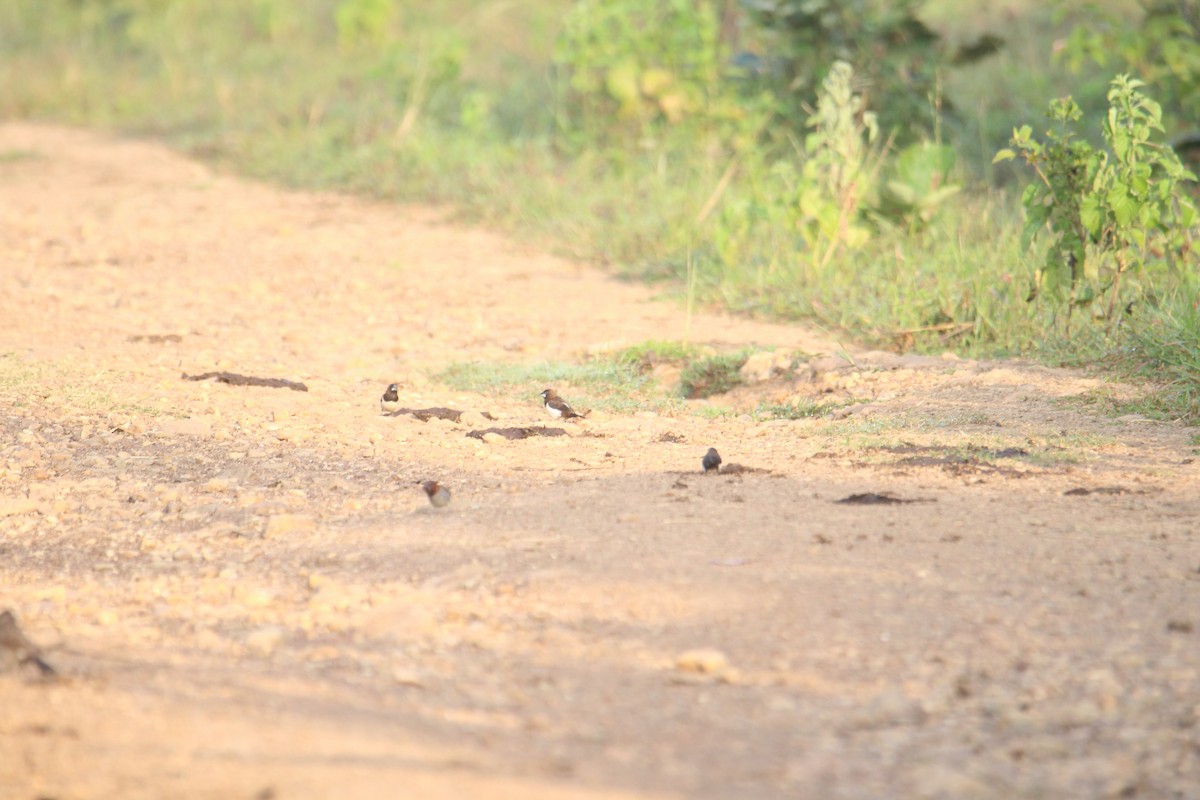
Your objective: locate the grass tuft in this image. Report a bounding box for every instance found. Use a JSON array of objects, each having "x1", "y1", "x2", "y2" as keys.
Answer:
[
  {"x1": 433, "y1": 358, "x2": 683, "y2": 413},
  {"x1": 678, "y1": 351, "x2": 752, "y2": 399},
  {"x1": 612, "y1": 340, "x2": 701, "y2": 372},
  {"x1": 1116, "y1": 301, "x2": 1200, "y2": 423},
  {"x1": 754, "y1": 399, "x2": 859, "y2": 420}
]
